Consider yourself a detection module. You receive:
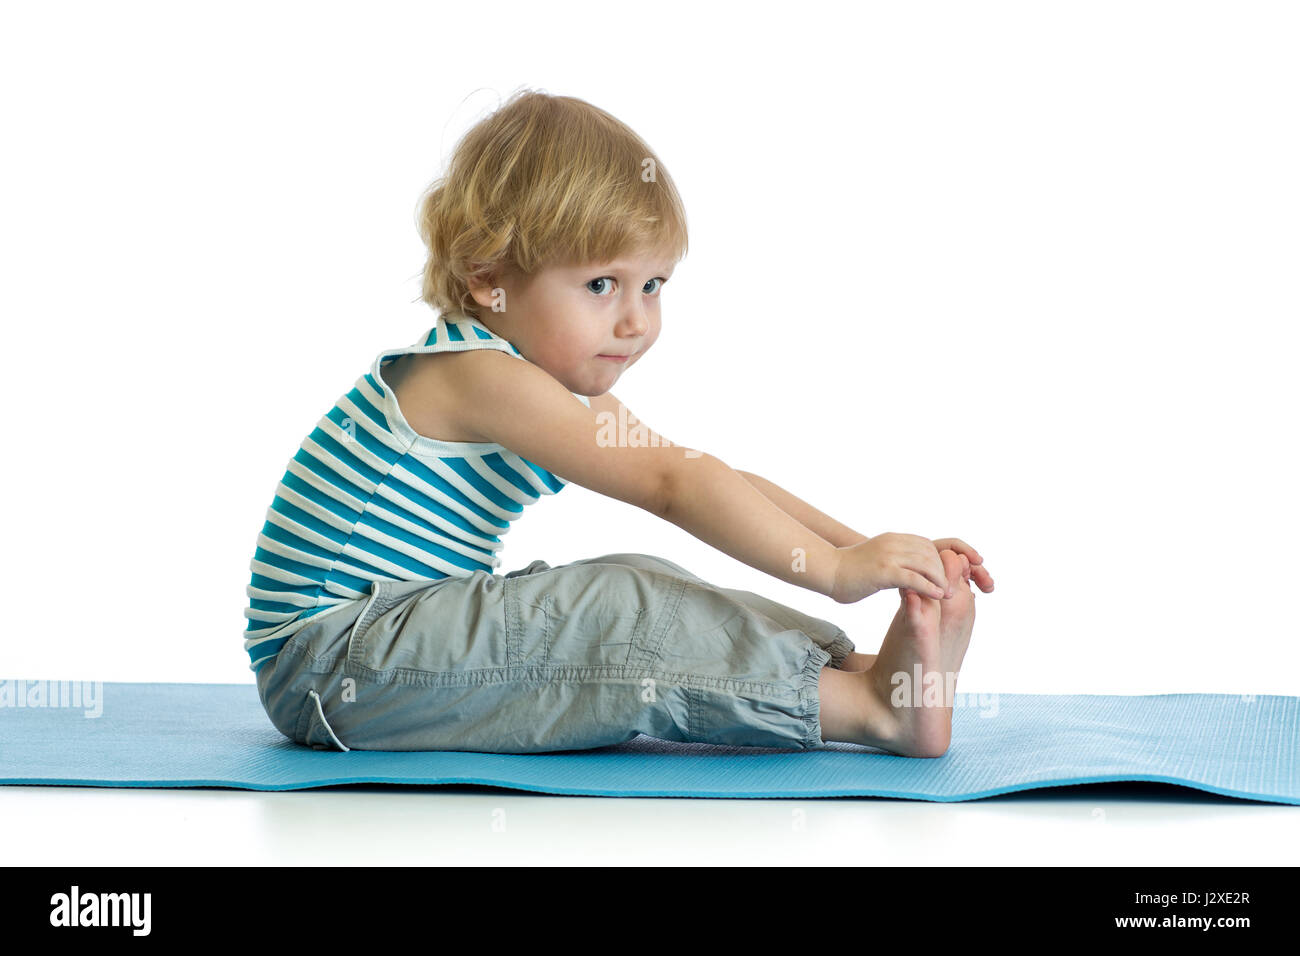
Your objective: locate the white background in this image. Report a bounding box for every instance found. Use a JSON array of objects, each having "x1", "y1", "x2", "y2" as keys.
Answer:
[{"x1": 1, "y1": 0, "x2": 1296, "y2": 864}]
